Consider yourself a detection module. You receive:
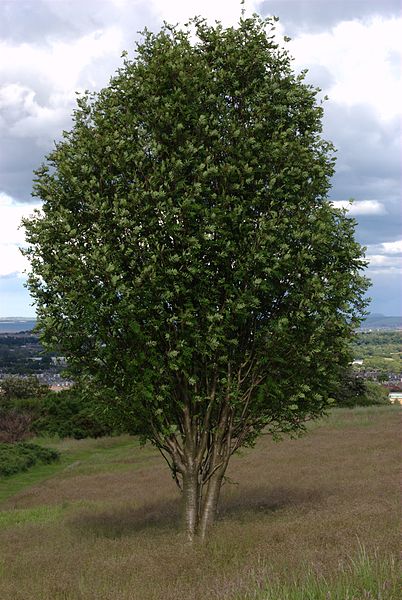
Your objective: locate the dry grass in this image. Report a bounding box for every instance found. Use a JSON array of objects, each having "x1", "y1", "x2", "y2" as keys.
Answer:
[{"x1": 0, "y1": 407, "x2": 399, "y2": 599}]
